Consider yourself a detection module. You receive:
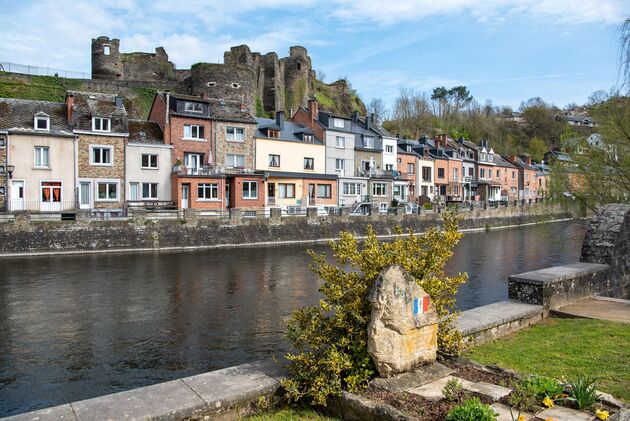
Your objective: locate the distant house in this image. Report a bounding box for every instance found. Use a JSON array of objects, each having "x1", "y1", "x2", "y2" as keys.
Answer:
[{"x1": 555, "y1": 112, "x2": 598, "y2": 127}]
